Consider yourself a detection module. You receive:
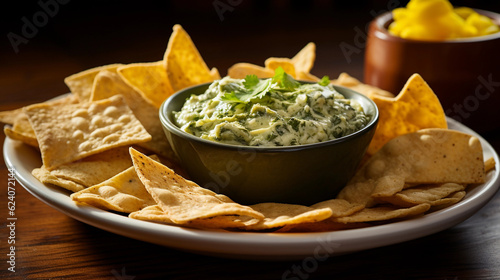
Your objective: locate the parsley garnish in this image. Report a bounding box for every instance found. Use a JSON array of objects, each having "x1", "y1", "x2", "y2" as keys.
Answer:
[
  {"x1": 272, "y1": 67, "x2": 299, "y2": 90},
  {"x1": 220, "y1": 67, "x2": 300, "y2": 103},
  {"x1": 319, "y1": 75, "x2": 330, "y2": 86}
]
